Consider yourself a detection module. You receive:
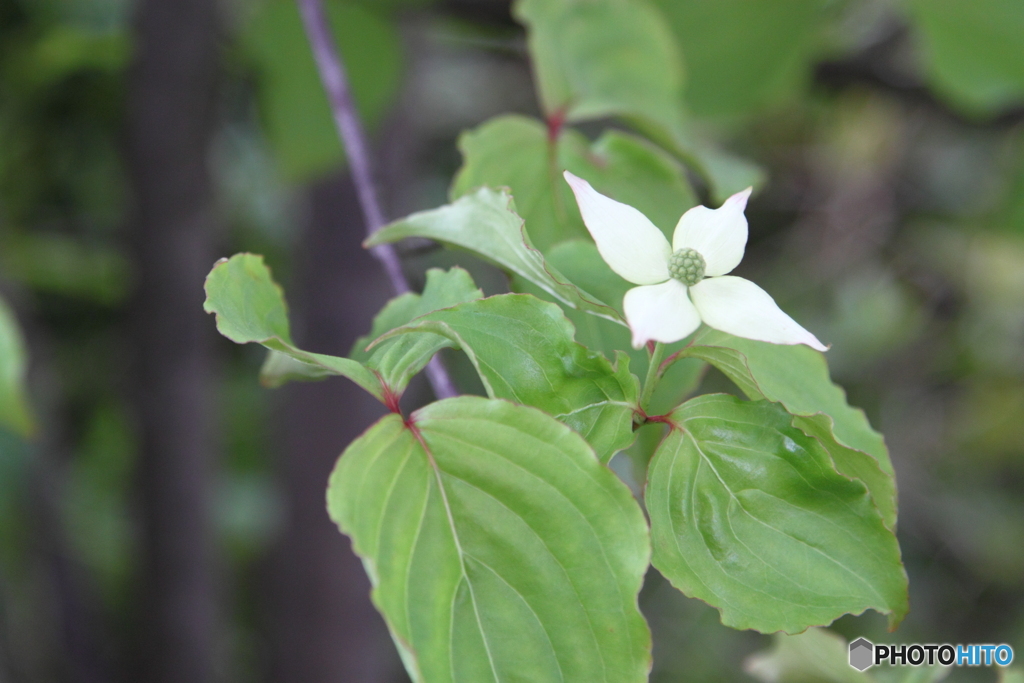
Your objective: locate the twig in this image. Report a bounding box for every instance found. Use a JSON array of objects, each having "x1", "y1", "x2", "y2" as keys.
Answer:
[{"x1": 296, "y1": 0, "x2": 458, "y2": 400}]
